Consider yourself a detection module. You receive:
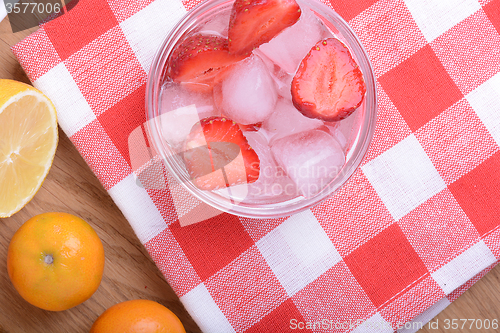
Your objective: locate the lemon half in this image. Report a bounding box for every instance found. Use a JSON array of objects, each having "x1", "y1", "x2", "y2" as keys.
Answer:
[{"x1": 0, "y1": 80, "x2": 58, "y2": 218}]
